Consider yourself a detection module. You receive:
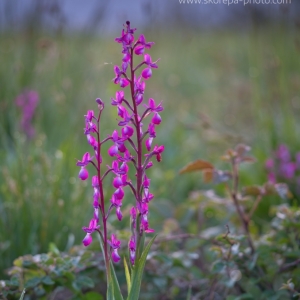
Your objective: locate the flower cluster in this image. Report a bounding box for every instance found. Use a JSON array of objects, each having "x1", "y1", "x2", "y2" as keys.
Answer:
[
  {"x1": 76, "y1": 21, "x2": 164, "y2": 265},
  {"x1": 15, "y1": 90, "x2": 39, "y2": 139}
]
